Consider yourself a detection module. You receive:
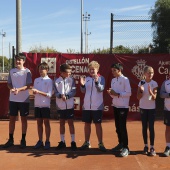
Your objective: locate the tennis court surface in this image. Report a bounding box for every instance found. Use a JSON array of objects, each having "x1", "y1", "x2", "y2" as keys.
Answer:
[{"x1": 0, "y1": 119, "x2": 169, "y2": 170}]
